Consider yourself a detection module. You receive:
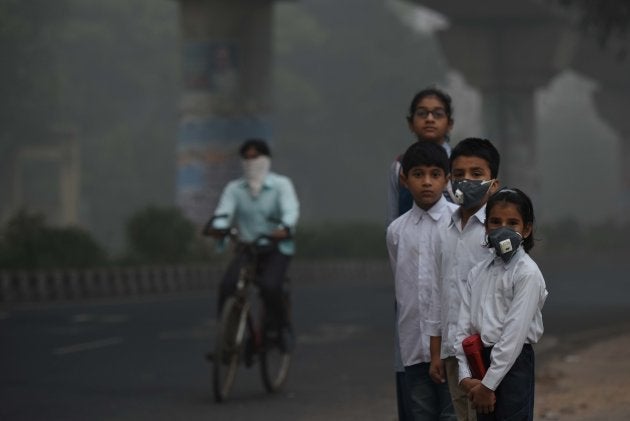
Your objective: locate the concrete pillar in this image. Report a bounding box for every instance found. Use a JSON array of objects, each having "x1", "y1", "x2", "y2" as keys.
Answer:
[
  {"x1": 58, "y1": 129, "x2": 80, "y2": 226},
  {"x1": 481, "y1": 89, "x2": 536, "y2": 196},
  {"x1": 176, "y1": 0, "x2": 275, "y2": 225},
  {"x1": 11, "y1": 129, "x2": 80, "y2": 226},
  {"x1": 592, "y1": 88, "x2": 630, "y2": 221},
  {"x1": 569, "y1": 34, "x2": 630, "y2": 222},
  {"x1": 435, "y1": 21, "x2": 574, "y2": 202}
]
